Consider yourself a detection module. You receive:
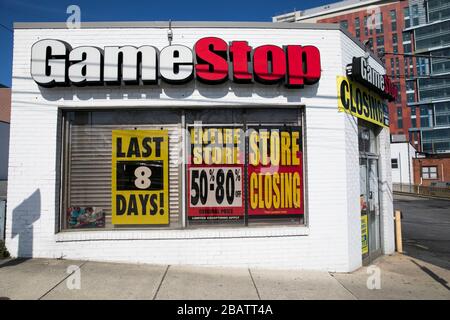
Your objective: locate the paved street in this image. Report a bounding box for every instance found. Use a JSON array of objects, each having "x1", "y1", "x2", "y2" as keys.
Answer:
[
  {"x1": 0, "y1": 253, "x2": 449, "y2": 300},
  {"x1": 394, "y1": 194, "x2": 450, "y2": 270}
]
